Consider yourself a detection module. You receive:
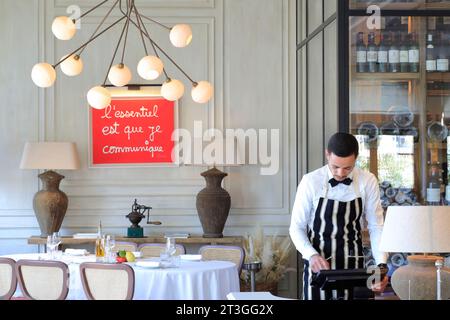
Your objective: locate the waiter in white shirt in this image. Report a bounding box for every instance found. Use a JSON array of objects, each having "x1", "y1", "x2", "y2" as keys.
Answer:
[{"x1": 290, "y1": 133, "x2": 389, "y2": 300}]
